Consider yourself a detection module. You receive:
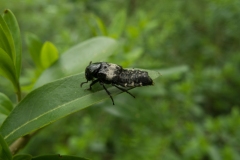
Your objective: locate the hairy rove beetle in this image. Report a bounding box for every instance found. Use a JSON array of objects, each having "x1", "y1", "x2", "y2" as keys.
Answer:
[{"x1": 81, "y1": 61, "x2": 153, "y2": 105}]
